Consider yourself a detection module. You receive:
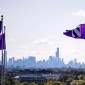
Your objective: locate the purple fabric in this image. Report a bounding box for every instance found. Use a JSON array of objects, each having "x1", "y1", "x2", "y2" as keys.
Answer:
[
  {"x1": 63, "y1": 24, "x2": 85, "y2": 39},
  {"x1": 0, "y1": 34, "x2": 6, "y2": 50},
  {"x1": 81, "y1": 24, "x2": 85, "y2": 39},
  {"x1": 0, "y1": 21, "x2": 2, "y2": 33},
  {"x1": 63, "y1": 30, "x2": 72, "y2": 37}
]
